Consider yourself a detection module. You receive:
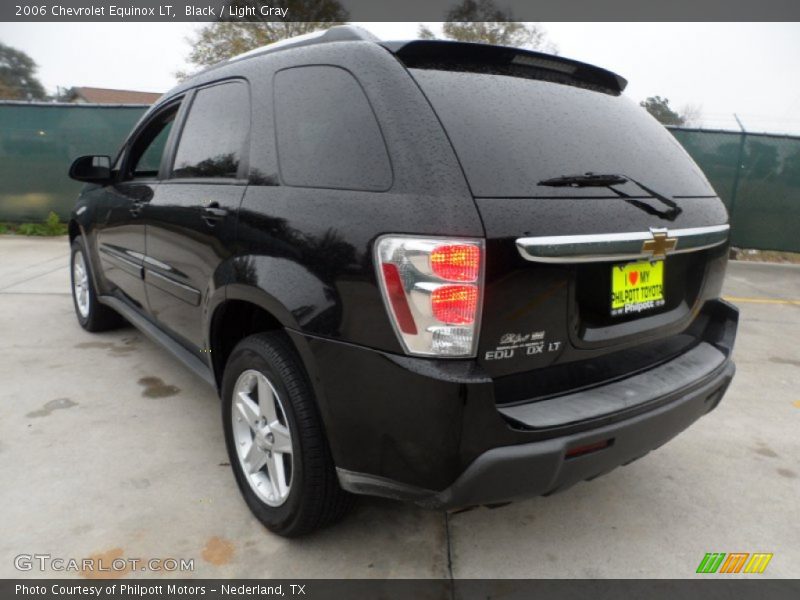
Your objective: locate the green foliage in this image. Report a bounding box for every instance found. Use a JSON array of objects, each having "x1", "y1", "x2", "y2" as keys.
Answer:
[
  {"x1": 44, "y1": 211, "x2": 67, "y2": 235},
  {"x1": 0, "y1": 42, "x2": 47, "y2": 100},
  {"x1": 418, "y1": 0, "x2": 557, "y2": 52},
  {"x1": 1, "y1": 212, "x2": 68, "y2": 236},
  {"x1": 640, "y1": 96, "x2": 685, "y2": 126},
  {"x1": 180, "y1": 0, "x2": 349, "y2": 74},
  {"x1": 16, "y1": 223, "x2": 38, "y2": 235}
]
